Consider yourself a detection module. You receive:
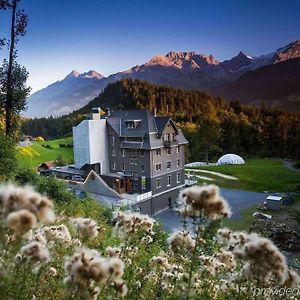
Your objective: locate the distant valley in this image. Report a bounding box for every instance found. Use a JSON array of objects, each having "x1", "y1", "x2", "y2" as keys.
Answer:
[{"x1": 25, "y1": 40, "x2": 300, "y2": 117}]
